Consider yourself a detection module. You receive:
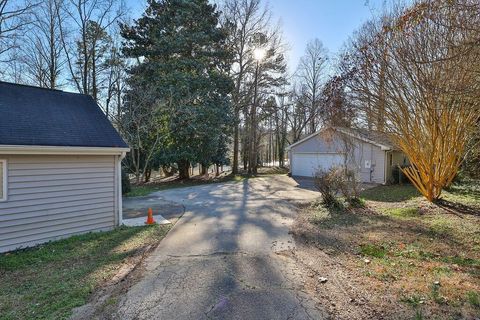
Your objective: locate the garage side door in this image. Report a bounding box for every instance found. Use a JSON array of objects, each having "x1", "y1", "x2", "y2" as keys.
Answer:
[{"x1": 292, "y1": 153, "x2": 344, "y2": 177}]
